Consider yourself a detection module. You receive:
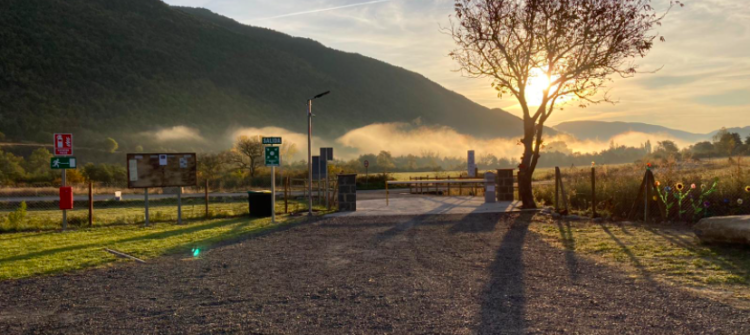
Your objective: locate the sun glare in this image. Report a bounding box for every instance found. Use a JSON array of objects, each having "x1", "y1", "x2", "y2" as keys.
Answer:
[{"x1": 524, "y1": 68, "x2": 556, "y2": 106}]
